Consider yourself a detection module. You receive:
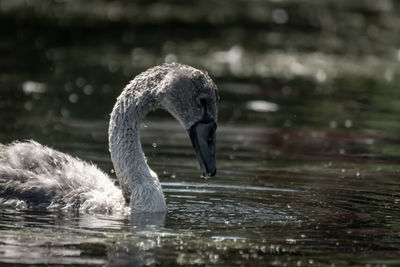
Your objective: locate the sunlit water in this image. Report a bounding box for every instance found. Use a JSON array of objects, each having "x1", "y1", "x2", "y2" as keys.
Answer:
[
  {"x1": 1, "y1": 0, "x2": 400, "y2": 265},
  {"x1": 0, "y1": 120, "x2": 399, "y2": 265}
]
